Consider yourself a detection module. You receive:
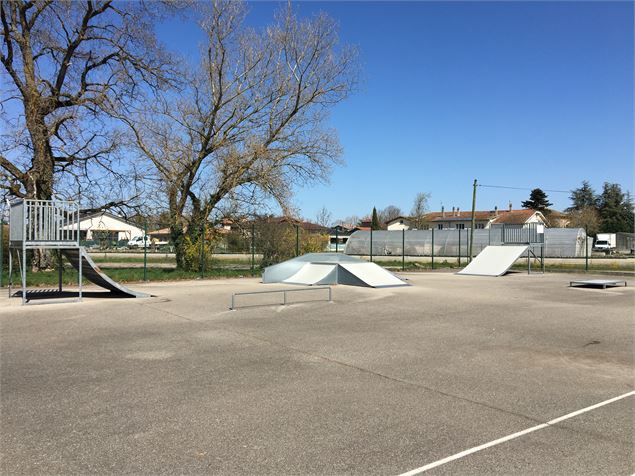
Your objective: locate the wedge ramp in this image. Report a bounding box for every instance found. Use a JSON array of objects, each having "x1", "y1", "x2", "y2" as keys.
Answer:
[
  {"x1": 283, "y1": 263, "x2": 337, "y2": 285},
  {"x1": 61, "y1": 247, "x2": 150, "y2": 297},
  {"x1": 457, "y1": 245, "x2": 529, "y2": 277}
]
